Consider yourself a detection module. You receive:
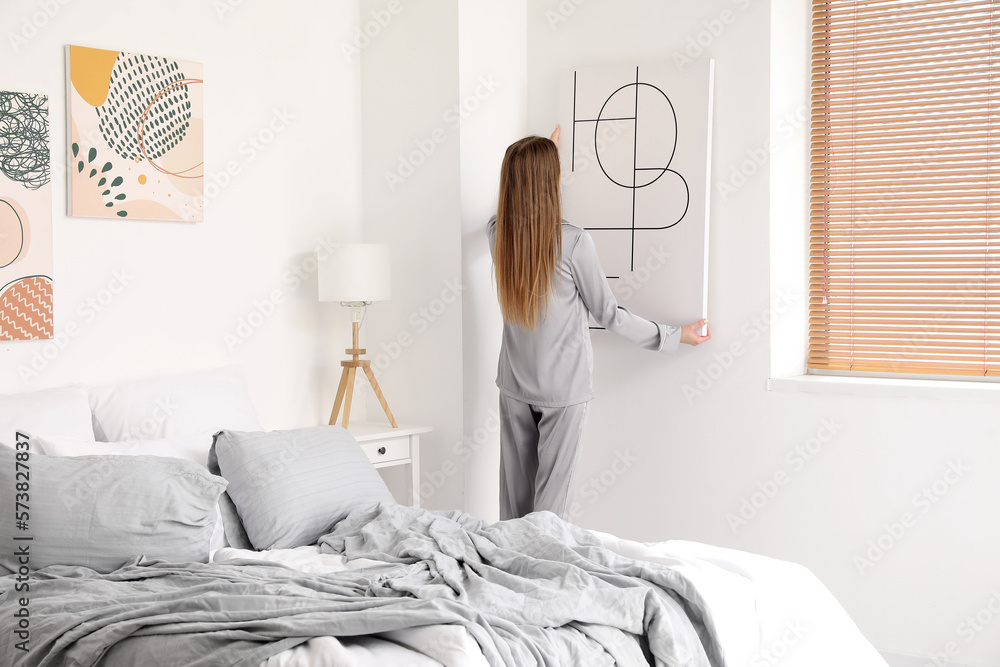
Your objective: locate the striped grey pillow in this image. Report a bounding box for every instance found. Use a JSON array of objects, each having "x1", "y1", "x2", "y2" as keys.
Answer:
[
  {"x1": 210, "y1": 426, "x2": 394, "y2": 550},
  {"x1": 0, "y1": 439, "x2": 226, "y2": 574}
]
